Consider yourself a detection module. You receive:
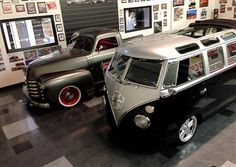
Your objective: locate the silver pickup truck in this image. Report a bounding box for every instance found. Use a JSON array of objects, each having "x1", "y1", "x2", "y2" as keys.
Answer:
[{"x1": 23, "y1": 27, "x2": 122, "y2": 108}]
